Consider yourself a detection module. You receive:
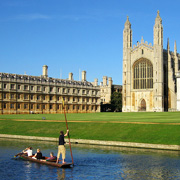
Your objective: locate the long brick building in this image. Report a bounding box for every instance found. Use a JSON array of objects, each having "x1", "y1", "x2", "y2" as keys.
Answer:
[{"x1": 0, "y1": 65, "x2": 102, "y2": 114}]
